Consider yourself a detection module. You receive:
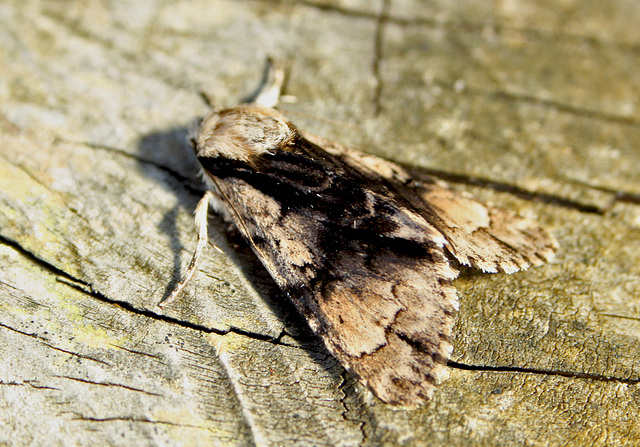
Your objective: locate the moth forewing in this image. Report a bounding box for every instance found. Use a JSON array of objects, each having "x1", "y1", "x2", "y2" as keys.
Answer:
[{"x1": 164, "y1": 86, "x2": 556, "y2": 406}]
